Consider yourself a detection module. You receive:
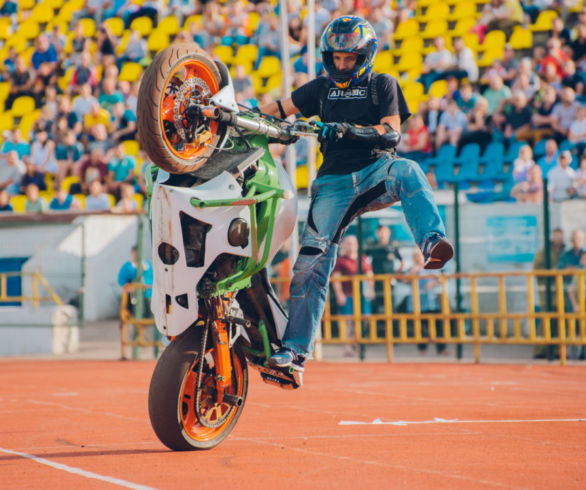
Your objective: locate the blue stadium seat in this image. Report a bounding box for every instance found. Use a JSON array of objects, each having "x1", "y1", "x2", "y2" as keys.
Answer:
[
  {"x1": 503, "y1": 140, "x2": 525, "y2": 164},
  {"x1": 426, "y1": 144, "x2": 457, "y2": 167},
  {"x1": 454, "y1": 142, "x2": 481, "y2": 166},
  {"x1": 480, "y1": 141, "x2": 505, "y2": 165},
  {"x1": 533, "y1": 138, "x2": 548, "y2": 159}
]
